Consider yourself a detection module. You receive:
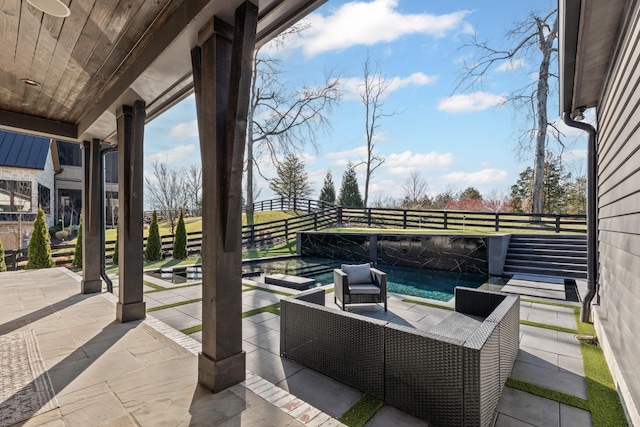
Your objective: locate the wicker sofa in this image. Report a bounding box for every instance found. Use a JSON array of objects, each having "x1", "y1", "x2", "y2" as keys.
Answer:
[{"x1": 280, "y1": 286, "x2": 520, "y2": 427}]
